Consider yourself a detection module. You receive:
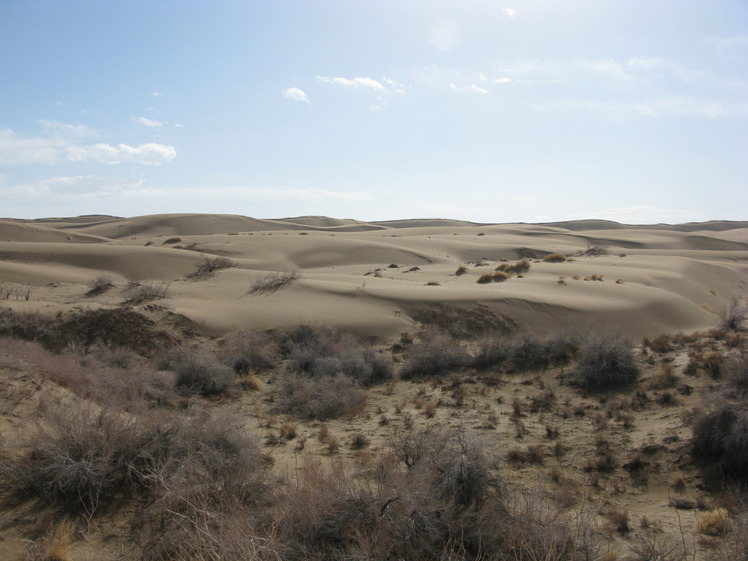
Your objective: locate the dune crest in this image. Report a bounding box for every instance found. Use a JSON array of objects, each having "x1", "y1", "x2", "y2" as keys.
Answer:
[{"x1": 0, "y1": 213, "x2": 745, "y2": 340}]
